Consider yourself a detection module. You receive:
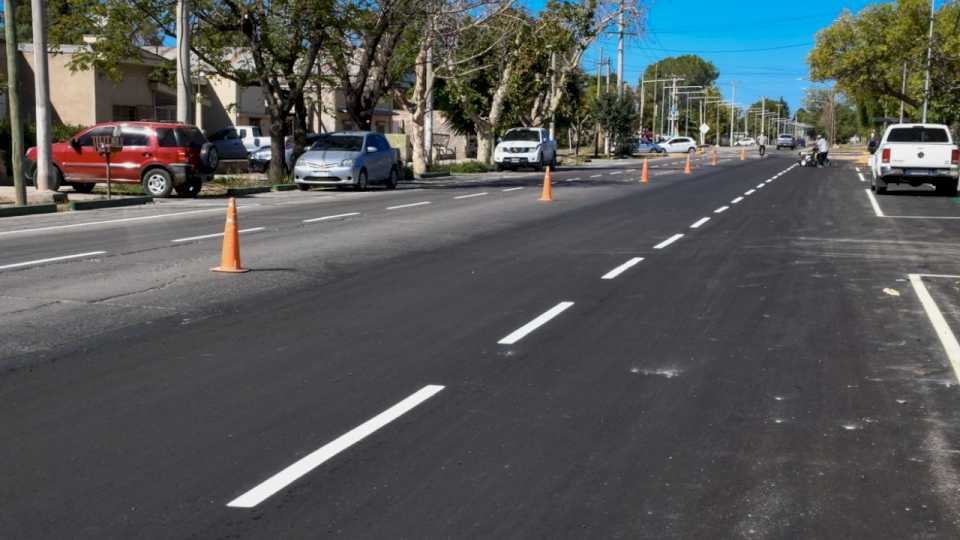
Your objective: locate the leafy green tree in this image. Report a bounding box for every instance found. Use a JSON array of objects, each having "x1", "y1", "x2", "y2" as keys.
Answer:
[{"x1": 592, "y1": 90, "x2": 636, "y2": 155}]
